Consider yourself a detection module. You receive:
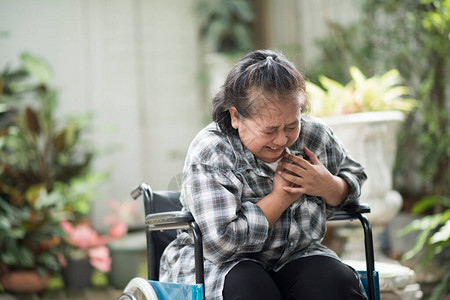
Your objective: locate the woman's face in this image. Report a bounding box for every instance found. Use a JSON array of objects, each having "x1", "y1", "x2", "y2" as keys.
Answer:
[{"x1": 229, "y1": 95, "x2": 302, "y2": 163}]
